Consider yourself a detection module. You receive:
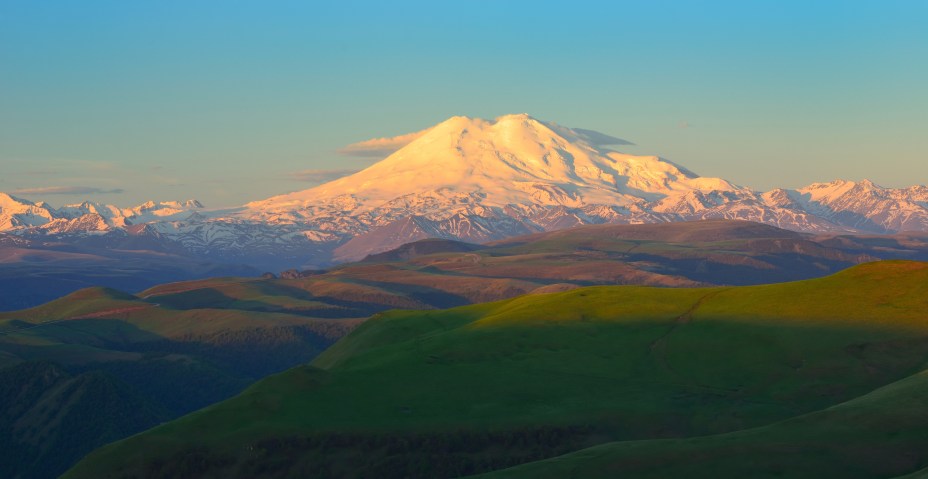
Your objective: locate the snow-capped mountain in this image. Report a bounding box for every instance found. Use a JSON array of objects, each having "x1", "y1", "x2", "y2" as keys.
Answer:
[
  {"x1": 0, "y1": 193, "x2": 58, "y2": 230},
  {"x1": 247, "y1": 114, "x2": 740, "y2": 214},
  {"x1": 0, "y1": 194, "x2": 204, "y2": 234},
  {"x1": 2, "y1": 114, "x2": 927, "y2": 268},
  {"x1": 791, "y1": 180, "x2": 928, "y2": 232}
]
